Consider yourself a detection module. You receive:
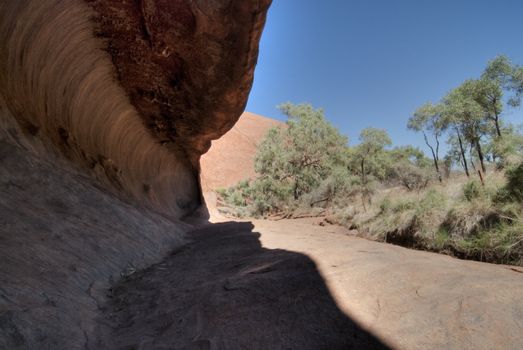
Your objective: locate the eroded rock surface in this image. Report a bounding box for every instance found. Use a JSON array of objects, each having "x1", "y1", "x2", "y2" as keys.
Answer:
[
  {"x1": 0, "y1": 136, "x2": 189, "y2": 350},
  {"x1": 0, "y1": 0, "x2": 270, "y2": 348},
  {"x1": 86, "y1": 0, "x2": 271, "y2": 166},
  {"x1": 0, "y1": 0, "x2": 270, "y2": 218}
]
